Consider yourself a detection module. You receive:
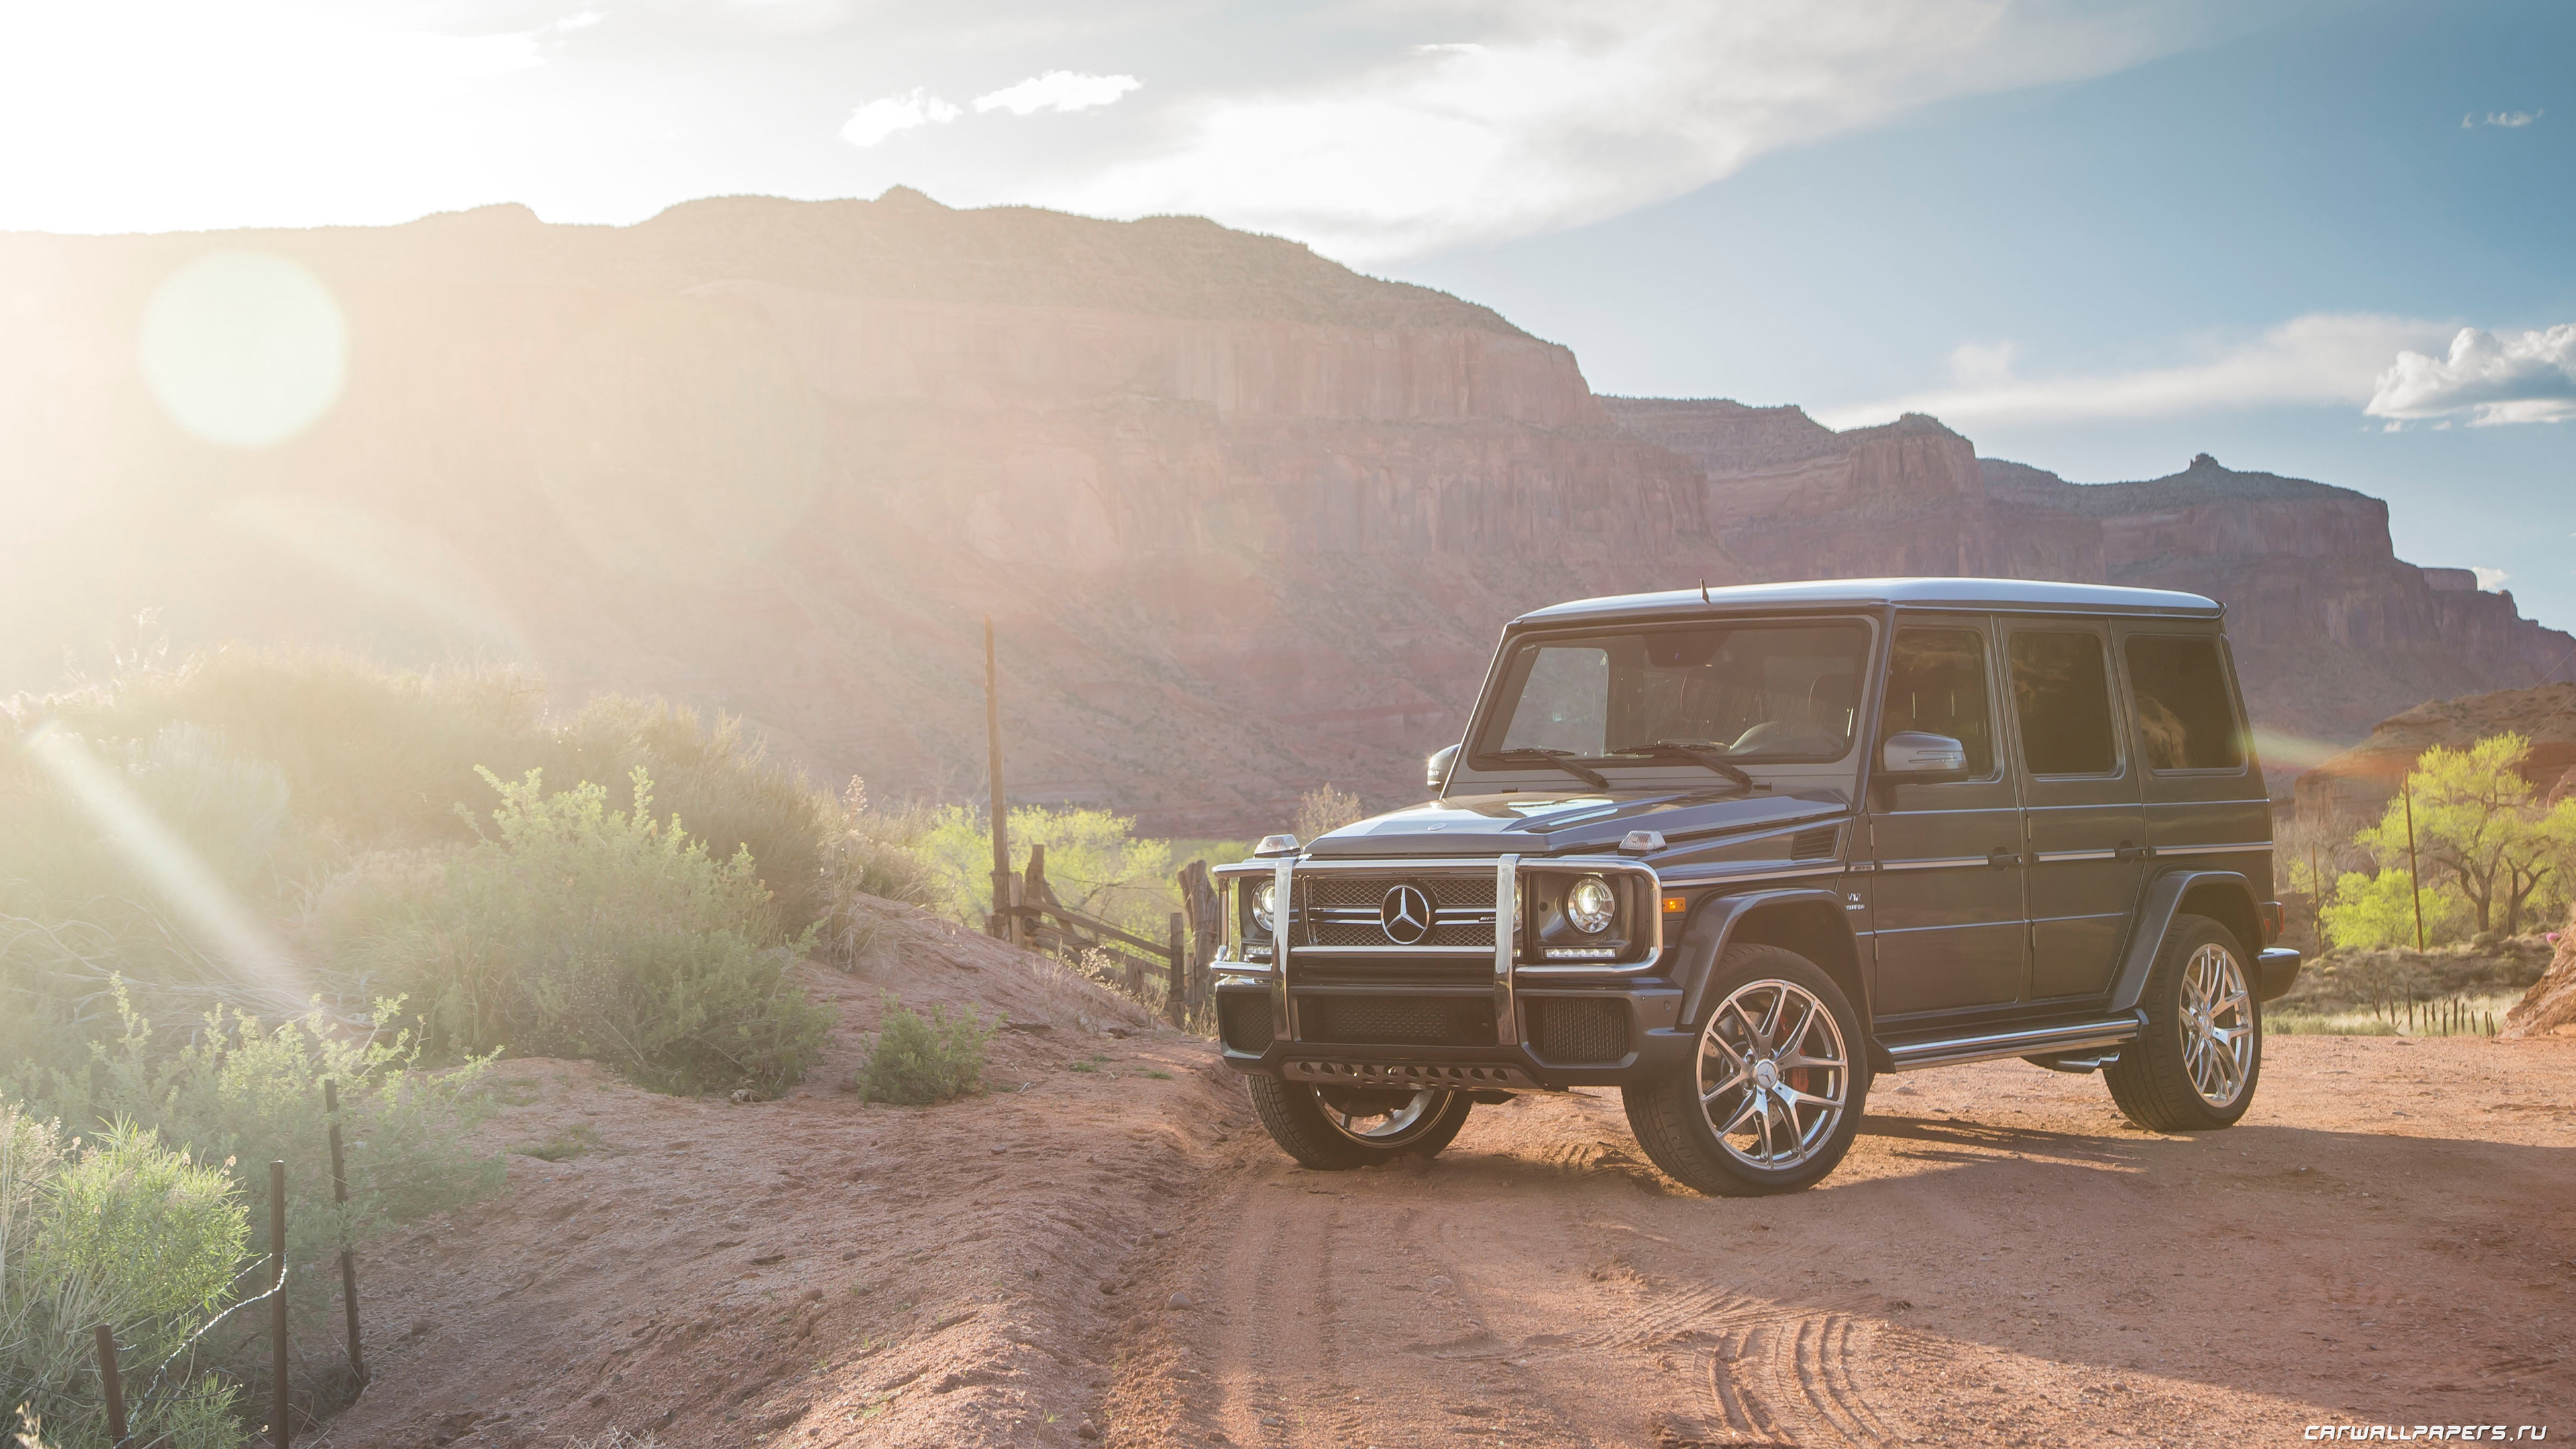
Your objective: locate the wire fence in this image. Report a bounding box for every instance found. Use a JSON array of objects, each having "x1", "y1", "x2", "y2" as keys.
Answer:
[{"x1": 51, "y1": 1082, "x2": 375, "y2": 1449}]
